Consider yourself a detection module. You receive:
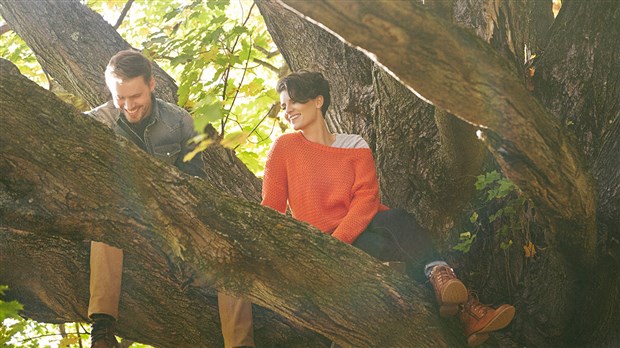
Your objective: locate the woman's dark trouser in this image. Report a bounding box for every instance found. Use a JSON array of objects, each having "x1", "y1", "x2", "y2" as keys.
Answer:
[{"x1": 352, "y1": 208, "x2": 440, "y2": 281}]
